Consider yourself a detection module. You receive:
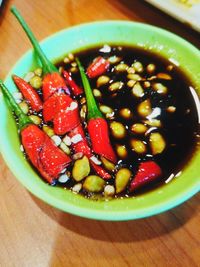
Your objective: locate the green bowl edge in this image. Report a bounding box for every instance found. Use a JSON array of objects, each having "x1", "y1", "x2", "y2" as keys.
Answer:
[{"x1": 0, "y1": 21, "x2": 199, "y2": 221}]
